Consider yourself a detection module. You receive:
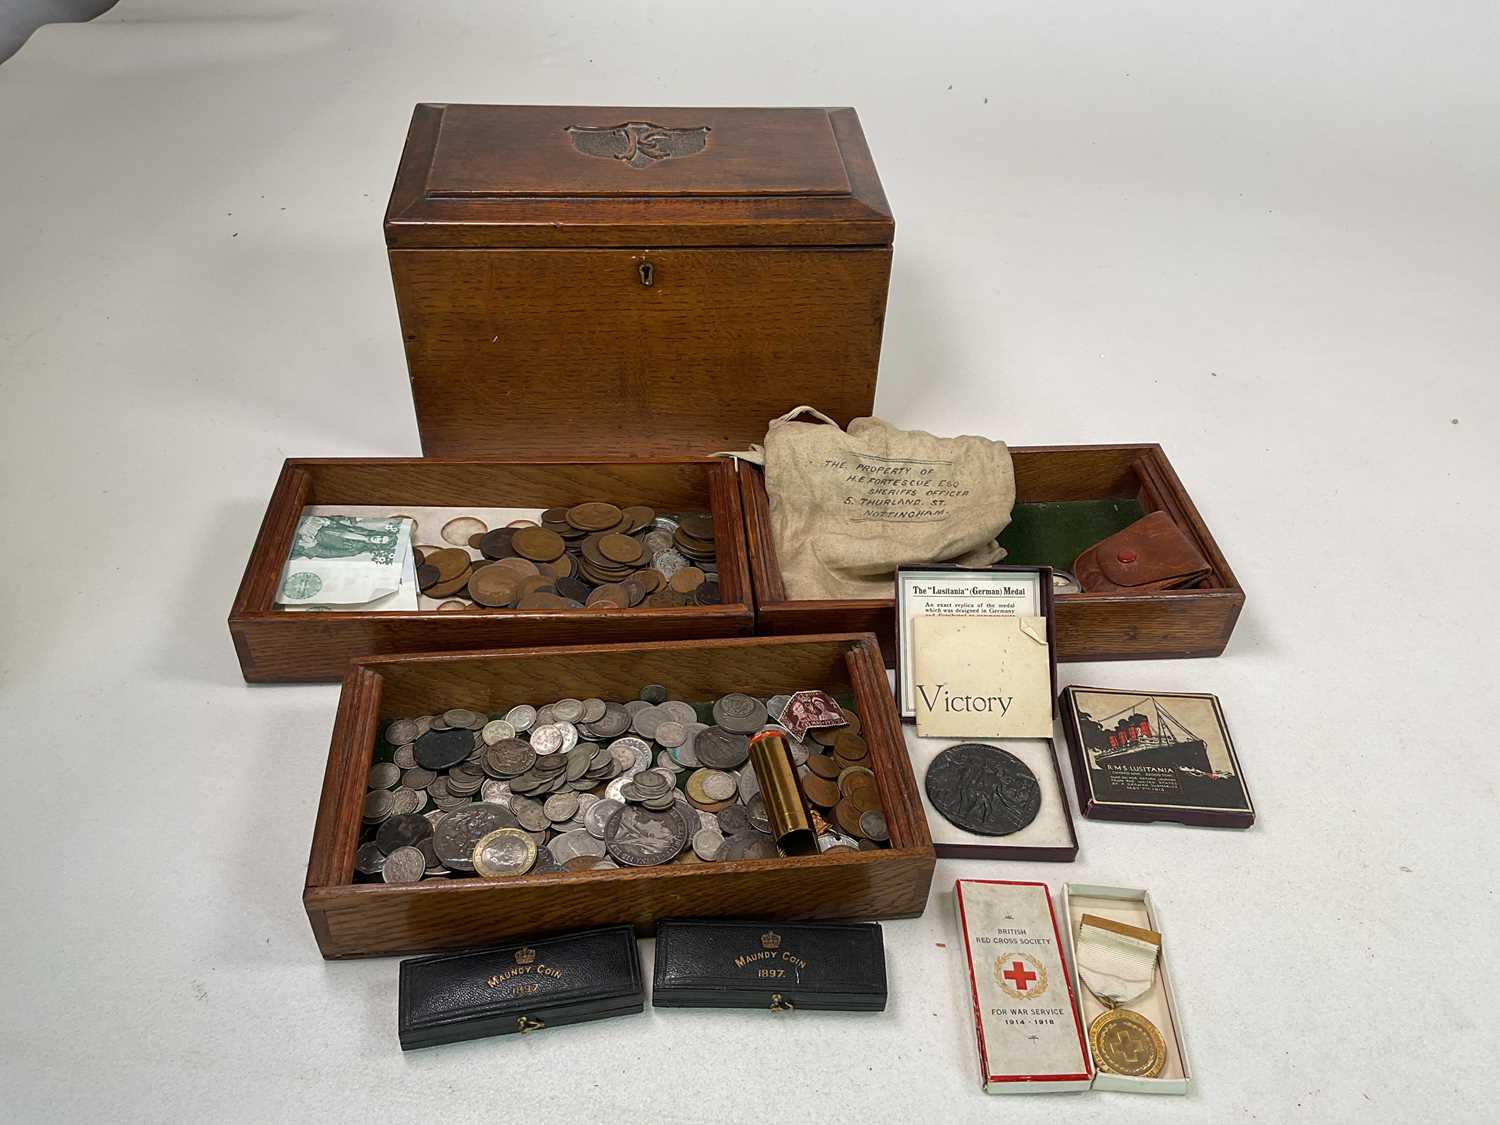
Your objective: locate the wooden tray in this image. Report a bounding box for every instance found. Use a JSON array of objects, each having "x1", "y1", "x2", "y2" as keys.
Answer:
[
  {"x1": 740, "y1": 444, "x2": 1244, "y2": 663},
  {"x1": 303, "y1": 634, "x2": 935, "y2": 959},
  {"x1": 229, "y1": 458, "x2": 753, "y2": 683}
]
